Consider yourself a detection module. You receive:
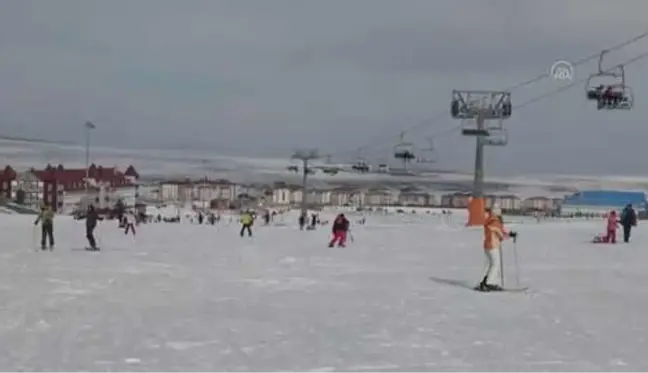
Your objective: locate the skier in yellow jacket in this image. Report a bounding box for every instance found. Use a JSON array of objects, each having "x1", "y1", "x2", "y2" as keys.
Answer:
[
  {"x1": 34, "y1": 203, "x2": 55, "y2": 251},
  {"x1": 240, "y1": 210, "x2": 254, "y2": 237}
]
